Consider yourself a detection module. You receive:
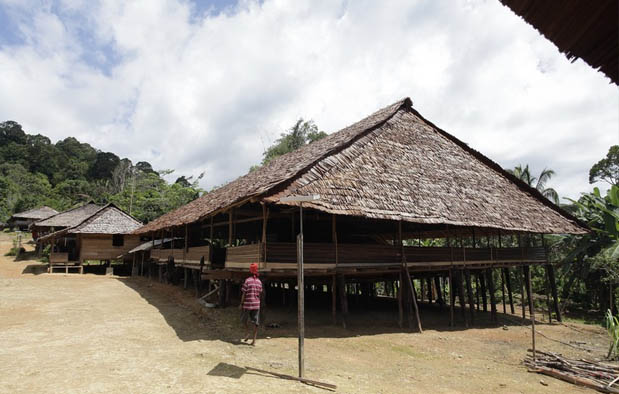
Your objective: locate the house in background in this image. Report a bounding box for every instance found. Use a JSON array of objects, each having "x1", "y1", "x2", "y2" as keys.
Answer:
[
  {"x1": 8, "y1": 206, "x2": 58, "y2": 232},
  {"x1": 36, "y1": 203, "x2": 142, "y2": 273}
]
